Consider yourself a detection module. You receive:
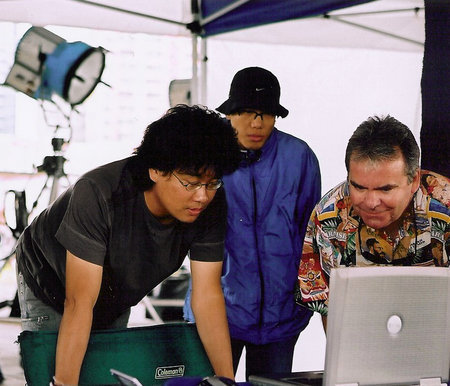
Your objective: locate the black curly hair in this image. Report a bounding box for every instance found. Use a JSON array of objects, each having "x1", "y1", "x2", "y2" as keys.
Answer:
[{"x1": 131, "y1": 104, "x2": 241, "y2": 190}]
